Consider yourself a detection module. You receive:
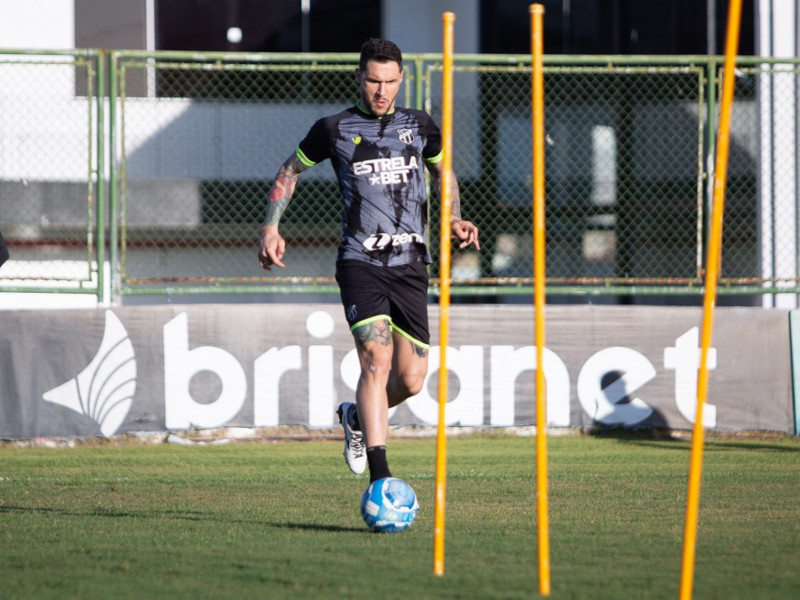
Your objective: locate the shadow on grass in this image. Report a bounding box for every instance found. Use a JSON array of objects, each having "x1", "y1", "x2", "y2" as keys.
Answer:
[
  {"x1": 0, "y1": 504, "x2": 210, "y2": 520},
  {"x1": 0, "y1": 504, "x2": 366, "y2": 533},
  {"x1": 271, "y1": 521, "x2": 365, "y2": 533},
  {"x1": 586, "y1": 425, "x2": 799, "y2": 453}
]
